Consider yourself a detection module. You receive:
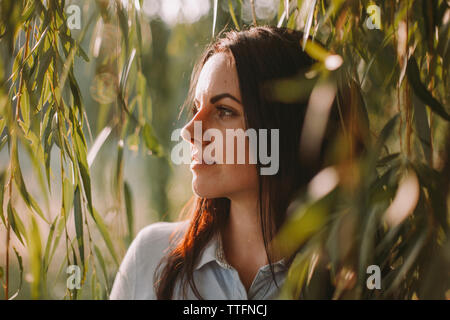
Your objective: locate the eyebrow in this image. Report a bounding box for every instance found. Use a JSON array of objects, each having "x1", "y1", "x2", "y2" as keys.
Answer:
[{"x1": 195, "y1": 93, "x2": 241, "y2": 105}]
